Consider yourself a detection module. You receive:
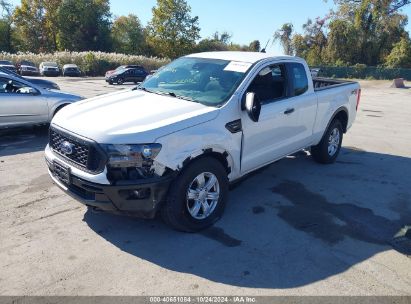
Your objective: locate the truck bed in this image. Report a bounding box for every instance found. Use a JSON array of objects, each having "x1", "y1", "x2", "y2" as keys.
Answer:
[{"x1": 313, "y1": 78, "x2": 358, "y2": 91}]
